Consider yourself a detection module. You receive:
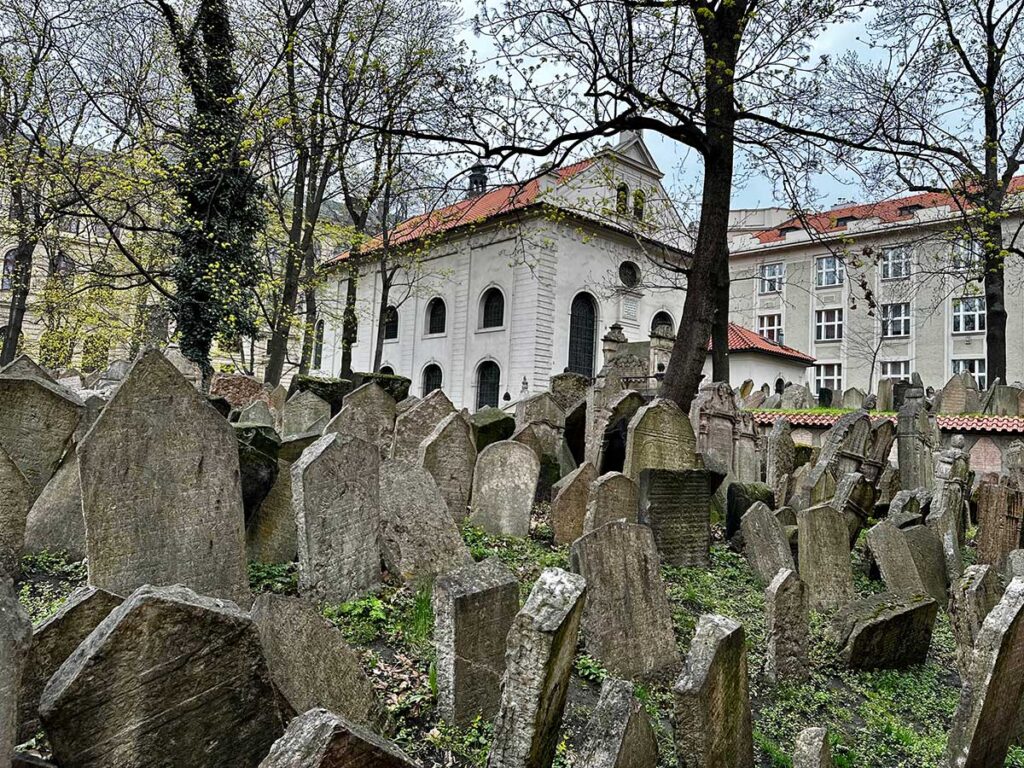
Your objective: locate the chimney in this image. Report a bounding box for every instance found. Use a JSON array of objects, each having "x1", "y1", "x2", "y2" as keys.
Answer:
[{"x1": 467, "y1": 163, "x2": 487, "y2": 197}]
